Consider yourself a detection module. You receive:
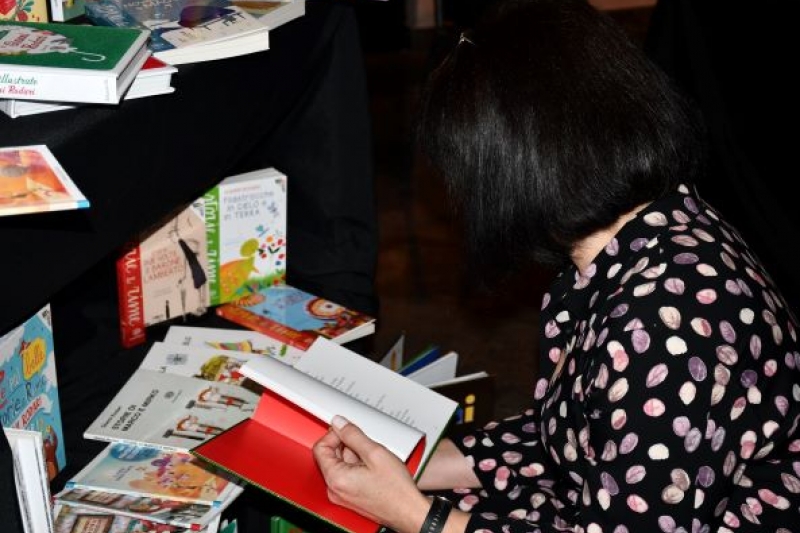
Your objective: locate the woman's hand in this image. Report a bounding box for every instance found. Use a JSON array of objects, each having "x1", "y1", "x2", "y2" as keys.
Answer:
[{"x1": 312, "y1": 415, "x2": 432, "y2": 533}]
